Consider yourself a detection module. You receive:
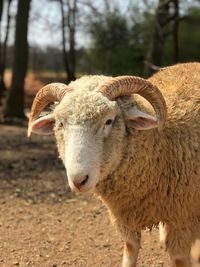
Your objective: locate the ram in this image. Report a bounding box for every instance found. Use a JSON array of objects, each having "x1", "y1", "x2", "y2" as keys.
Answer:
[{"x1": 28, "y1": 63, "x2": 200, "y2": 267}]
